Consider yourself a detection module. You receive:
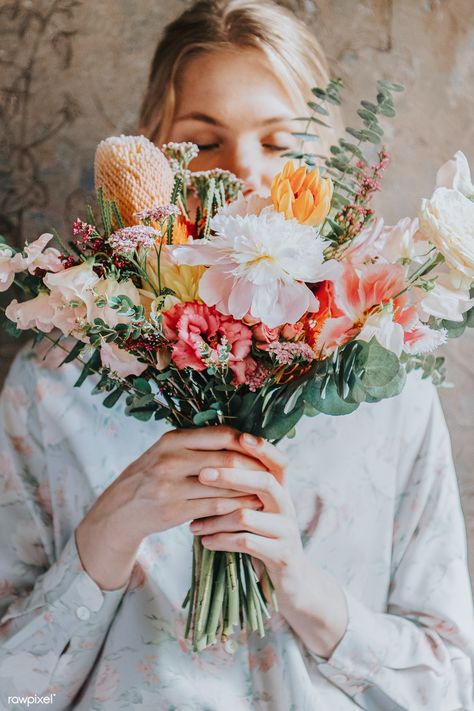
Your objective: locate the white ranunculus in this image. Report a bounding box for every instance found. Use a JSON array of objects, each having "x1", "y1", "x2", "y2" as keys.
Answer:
[
  {"x1": 419, "y1": 187, "x2": 474, "y2": 278},
  {"x1": 436, "y1": 150, "x2": 474, "y2": 198}
]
